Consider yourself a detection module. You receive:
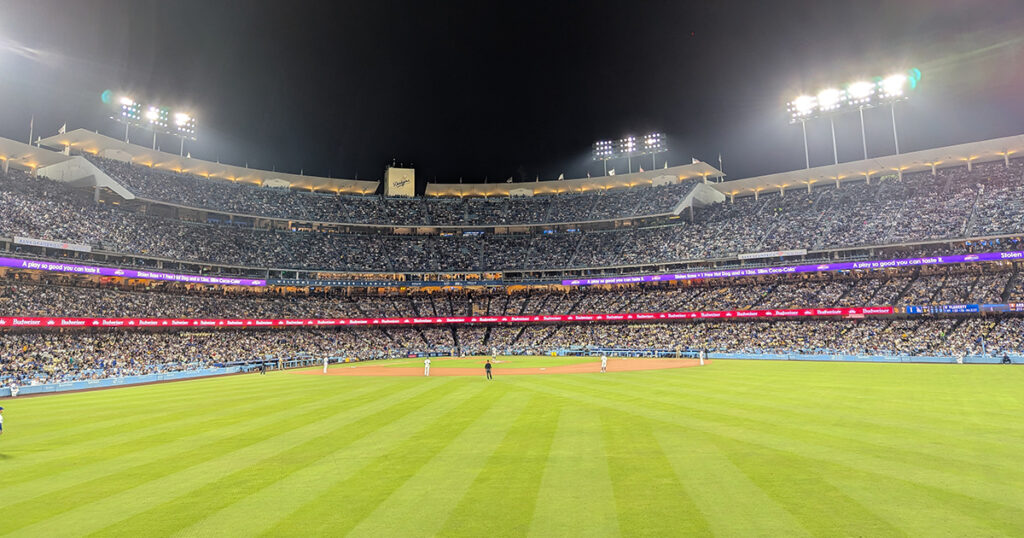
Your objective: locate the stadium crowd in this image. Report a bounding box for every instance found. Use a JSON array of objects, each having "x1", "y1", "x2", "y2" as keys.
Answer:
[
  {"x1": 87, "y1": 155, "x2": 697, "y2": 225},
  {"x1": 4, "y1": 314, "x2": 1022, "y2": 386},
  {"x1": 0, "y1": 159, "x2": 1020, "y2": 273},
  {"x1": 2, "y1": 156, "x2": 1023, "y2": 387},
  {"x1": 0, "y1": 262, "x2": 1017, "y2": 319}
]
